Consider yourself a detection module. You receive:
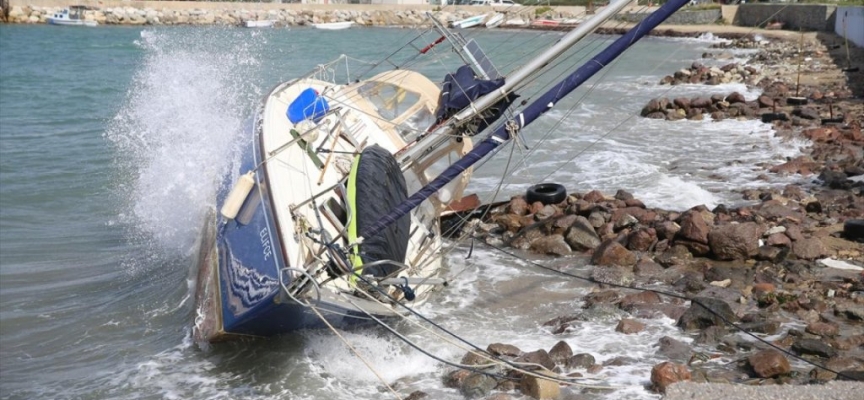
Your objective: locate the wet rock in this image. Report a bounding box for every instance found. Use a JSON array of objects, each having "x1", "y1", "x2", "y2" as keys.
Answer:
[
  {"x1": 619, "y1": 290, "x2": 662, "y2": 311},
  {"x1": 566, "y1": 353, "x2": 596, "y2": 370},
  {"x1": 835, "y1": 300, "x2": 864, "y2": 321},
  {"x1": 739, "y1": 320, "x2": 781, "y2": 335},
  {"x1": 657, "y1": 336, "x2": 692, "y2": 362},
  {"x1": 445, "y1": 369, "x2": 472, "y2": 389},
  {"x1": 591, "y1": 266, "x2": 635, "y2": 287},
  {"x1": 805, "y1": 322, "x2": 839, "y2": 337},
  {"x1": 655, "y1": 245, "x2": 693, "y2": 267},
  {"x1": 792, "y1": 339, "x2": 838, "y2": 358},
  {"x1": 530, "y1": 234, "x2": 571, "y2": 256},
  {"x1": 582, "y1": 290, "x2": 622, "y2": 308},
  {"x1": 548, "y1": 340, "x2": 572, "y2": 366},
  {"x1": 488, "y1": 343, "x2": 522, "y2": 357},
  {"x1": 650, "y1": 362, "x2": 691, "y2": 393},
  {"x1": 615, "y1": 318, "x2": 646, "y2": 334},
  {"x1": 694, "y1": 325, "x2": 728, "y2": 345},
  {"x1": 726, "y1": 91, "x2": 746, "y2": 104},
  {"x1": 677, "y1": 210, "x2": 710, "y2": 244},
  {"x1": 564, "y1": 216, "x2": 601, "y2": 251},
  {"x1": 520, "y1": 372, "x2": 560, "y2": 400},
  {"x1": 748, "y1": 349, "x2": 791, "y2": 378},
  {"x1": 634, "y1": 258, "x2": 664, "y2": 277},
  {"x1": 627, "y1": 228, "x2": 657, "y2": 252},
  {"x1": 461, "y1": 350, "x2": 488, "y2": 366},
  {"x1": 655, "y1": 221, "x2": 681, "y2": 241},
  {"x1": 516, "y1": 349, "x2": 556, "y2": 371},
  {"x1": 508, "y1": 196, "x2": 529, "y2": 216},
  {"x1": 708, "y1": 222, "x2": 761, "y2": 260},
  {"x1": 793, "y1": 107, "x2": 820, "y2": 120},
  {"x1": 677, "y1": 297, "x2": 737, "y2": 331},
  {"x1": 459, "y1": 372, "x2": 497, "y2": 399},
  {"x1": 791, "y1": 237, "x2": 829, "y2": 260},
  {"x1": 404, "y1": 390, "x2": 428, "y2": 400},
  {"x1": 591, "y1": 239, "x2": 637, "y2": 267}
]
